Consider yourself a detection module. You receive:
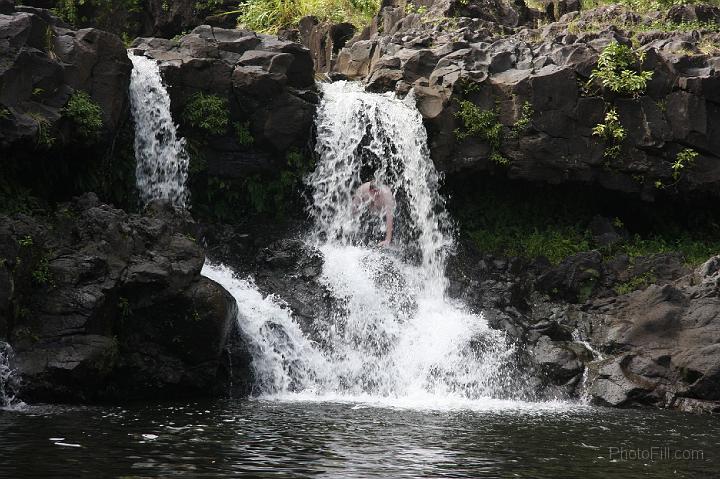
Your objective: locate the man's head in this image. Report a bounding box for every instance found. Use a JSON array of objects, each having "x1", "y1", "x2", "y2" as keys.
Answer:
[{"x1": 368, "y1": 181, "x2": 379, "y2": 194}]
